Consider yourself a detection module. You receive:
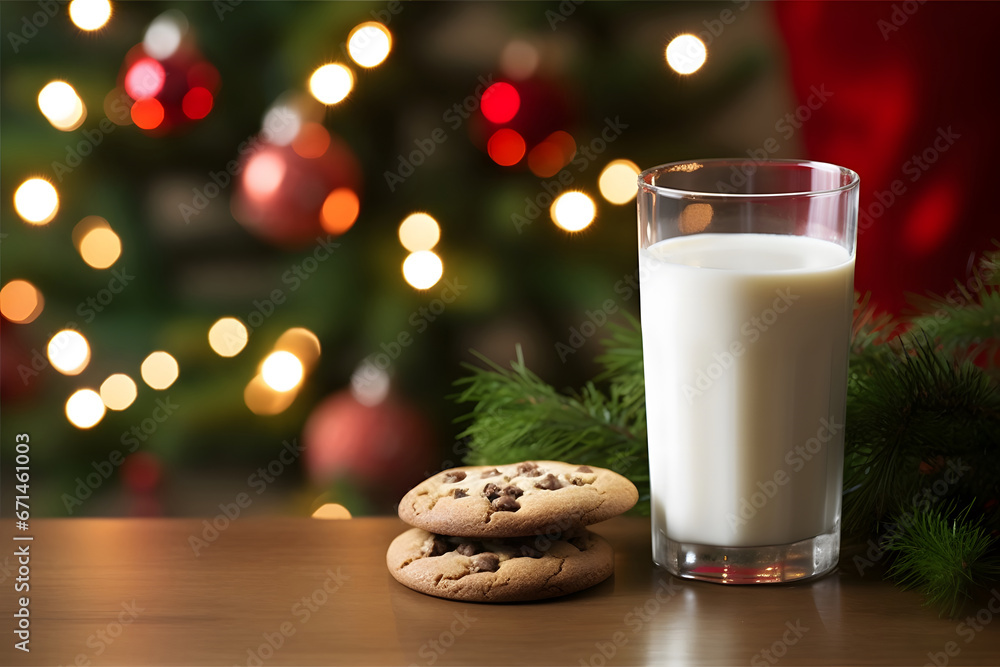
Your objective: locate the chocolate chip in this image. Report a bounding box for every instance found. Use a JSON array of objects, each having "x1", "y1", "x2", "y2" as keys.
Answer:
[
  {"x1": 427, "y1": 536, "x2": 449, "y2": 557},
  {"x1": 575, "y1": 465, "x2": 593, "y2": 473},
  {"x1": 502, "y1": 485, "x2": 523, "y2": 498},
  {"x1": 470, "y1": 552, "x2": 500, "y2": 573},
  {"x1": 516, "y1": 462, "x2": 540, "y2": 476},
  {"x1": 518, "y1": 544, "x2": 543, "y2": 558},
  {"x1": 483, "y1": 482, "x2": 501, "y2": 500},
  {"x1": 571, "y1": 477, "x2": 585, "y2": 486},
  {"x1": 534, "y1": 473, "x2": 563, "y2": 490},
  {"x1": 480, "y1": 468, "x2": 501, "y2": 478},
  {"x1": 491, "y1": 495, "x2": 520, "y2": 512},
  {"x1": 442, "y1": 471, "x2": 467, "y2": 483},
  {"x1": 456, "y1": 542, "x2": 479, "y2": 557},
  {"x1": 453, "y1": 488, "x2": 468, "y2": 499}
]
